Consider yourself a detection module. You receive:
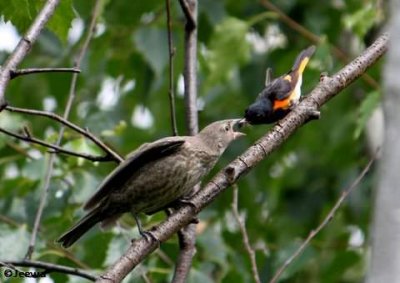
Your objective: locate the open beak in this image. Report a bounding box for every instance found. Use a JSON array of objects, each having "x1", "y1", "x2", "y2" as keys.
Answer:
[{"x1": 232, "y1": 119, "x2": 246, "y2": 139}]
